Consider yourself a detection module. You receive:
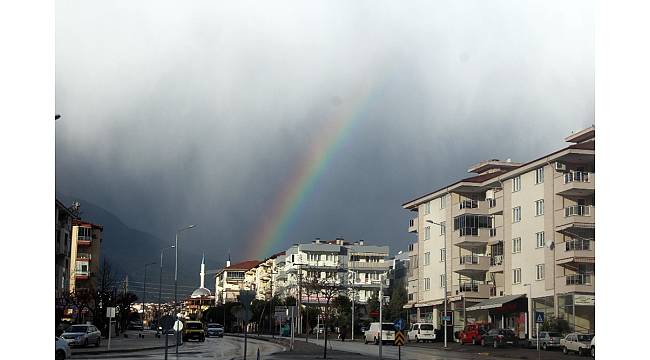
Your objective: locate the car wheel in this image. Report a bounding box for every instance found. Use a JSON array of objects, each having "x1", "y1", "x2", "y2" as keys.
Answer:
[
  {"x1": 591, "y1": 346, "x2": 595, "y2": 358},
  {"x1": 55, "y1": 349, "x2": 66, "y2": 360},
  {"x1": 374, "y1": 337, "x2": 378, "y2": 345},
  {"x1": 481, "y1": 339, "x2": 486, "y2": 347},
  {"x1": 578, "y1": 348, "x2": 584, "y2": 356},
  {"x1": 563, "y1": 346, "x2": 568, "y2": 355},
  {"x1": 415, "y1": 336, "x2": 419, "y2": 343},
  {"x1": 542, "y1": 343, "x2": 547, "y2": 351}
]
